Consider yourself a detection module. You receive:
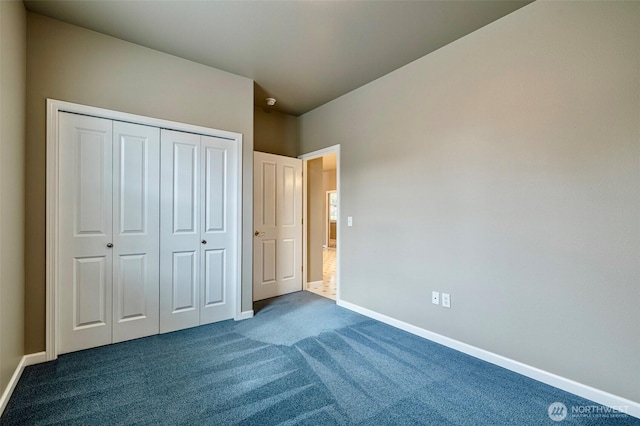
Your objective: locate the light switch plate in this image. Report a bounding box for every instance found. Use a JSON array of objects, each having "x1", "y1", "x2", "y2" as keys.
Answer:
[{"x1": 347, "y1": 216, "x2": 353, "y2": 227}]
